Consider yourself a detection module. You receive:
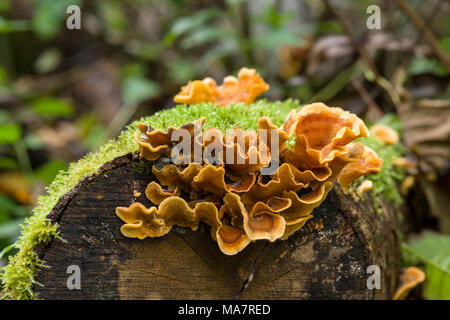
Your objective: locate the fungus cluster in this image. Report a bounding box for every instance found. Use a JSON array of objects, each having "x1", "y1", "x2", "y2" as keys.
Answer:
[
  {"x1": 116, "y1": 69, "x2": 383, "y2": 255},
  {"x1": 173, "y1": 67, "x2": 270, "y2": 106}
]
